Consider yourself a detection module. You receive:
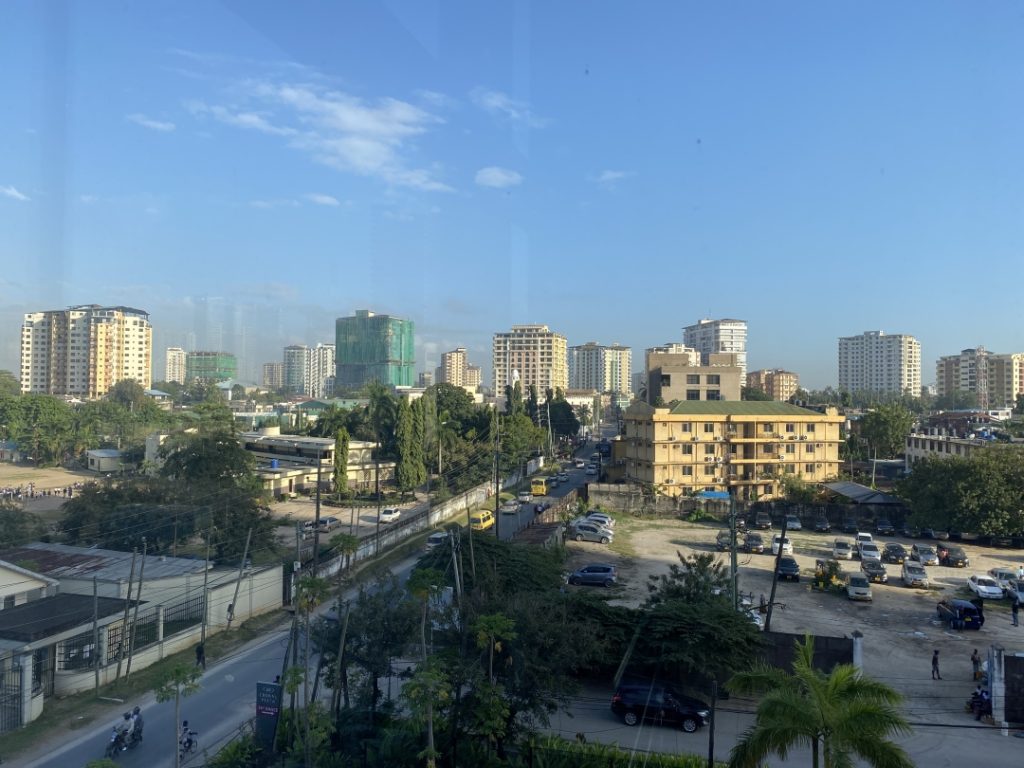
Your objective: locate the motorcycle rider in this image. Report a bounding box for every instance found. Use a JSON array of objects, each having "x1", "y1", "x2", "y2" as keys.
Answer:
[
  {"x1": 131, "y1": 706, "x2": 144, "y2": 743},
  {"x1": 180, "y1": 719, "x2": 194, "y2": 752}
]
